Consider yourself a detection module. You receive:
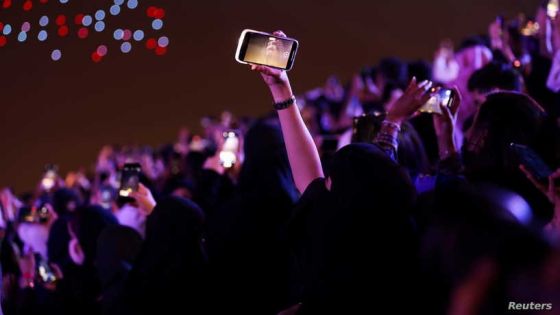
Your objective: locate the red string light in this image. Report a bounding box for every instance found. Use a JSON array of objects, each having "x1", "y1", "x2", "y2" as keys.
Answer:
[
  {"x1": 23, "y1": 0, "x2": 32, "y2": 11},
  {"x1": 55, "y1": 14, "x2": 66, "y2": 26},
  {"x1": 146, "y1": 38, "x2": 157, "y2": 49},
  {"x1": 77, "y1": 27, "x2": 88, "y2": 39},
  {"x1": 58, "y1": 25, "x2": 69, "y2": 37}
]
